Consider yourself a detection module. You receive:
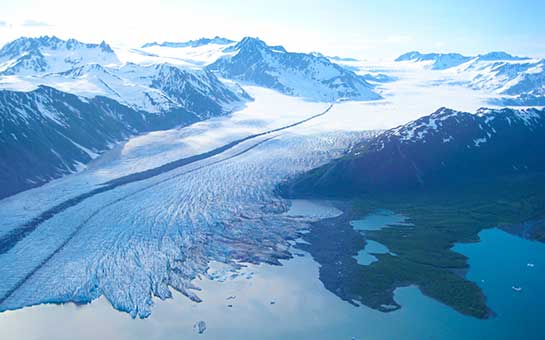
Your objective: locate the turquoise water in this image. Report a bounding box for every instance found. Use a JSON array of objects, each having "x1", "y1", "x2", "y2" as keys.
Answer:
[
  {"x1": 451, "y1": 228, "x2": 545, "y2": 339},
  {"x1": 349, "y1": 211, "x2": 545, "y2": 339},
  {"x1": 350, "y1": 209, "x2": 408, "y2": 231},
  {"x1": 354, "y1": 240, "x2": 391, "y2": 265},
  {"x1": 1, "y1": 206, "x2": 544, "y2": 339},
  {"x1": 377, "y1": 227, "x2": 545, "y2": 340},
  {"x1": 351, "y1": 209, "x2": 401, "y2": 265}
]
